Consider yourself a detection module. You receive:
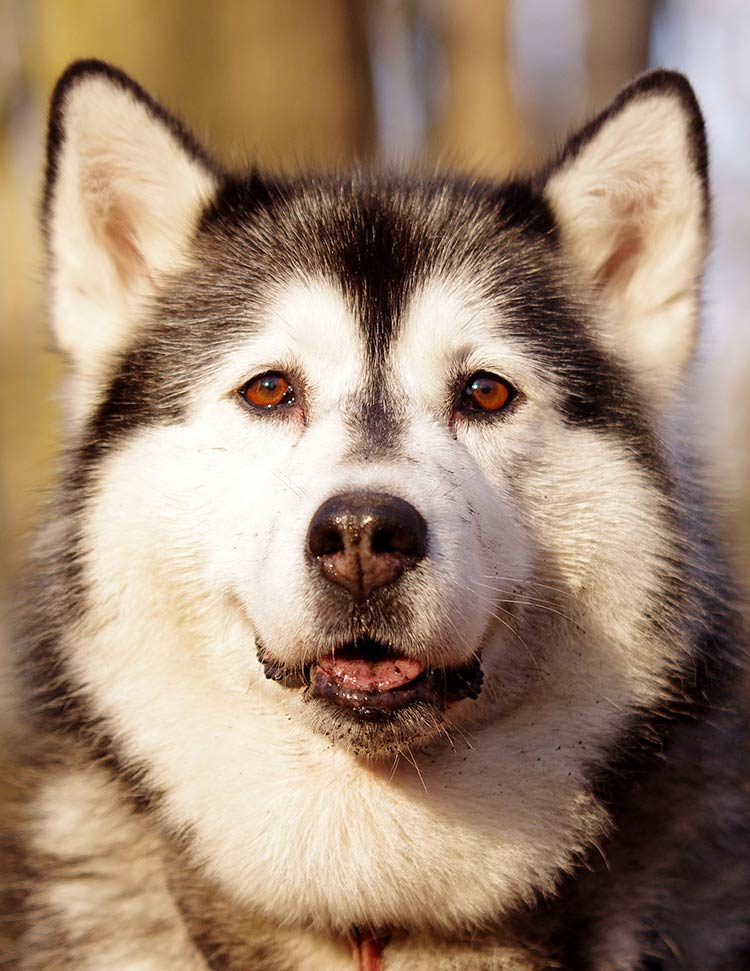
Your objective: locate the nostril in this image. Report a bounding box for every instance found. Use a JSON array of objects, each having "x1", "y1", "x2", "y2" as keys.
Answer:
[
  {"x1": 384, "y1": 518, "x2": 426, "y2": 559},
  {"x1": 309, "y1": 524, "x2": 345, "y2": 558},
  {"x1": 371, "y1": 527, "x2": 392, "y2": 555},
  {"x1": 371, "y1": 521, "x2": 425, "y2": 559}
]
